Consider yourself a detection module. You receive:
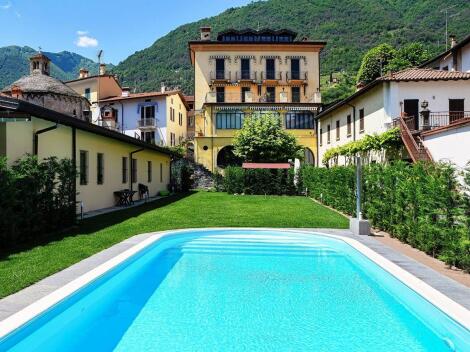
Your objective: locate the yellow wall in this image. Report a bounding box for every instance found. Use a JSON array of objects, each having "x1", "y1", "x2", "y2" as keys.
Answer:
[
  {"x1": 66, "y1": 75, "x2": 122, "y2": 102},
  {"x1": 1, "y1": 116, "x2": 171, "y2": 212},
  {"x1": 166, "y1": 93, "x2": 188, "y2": 145}
]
